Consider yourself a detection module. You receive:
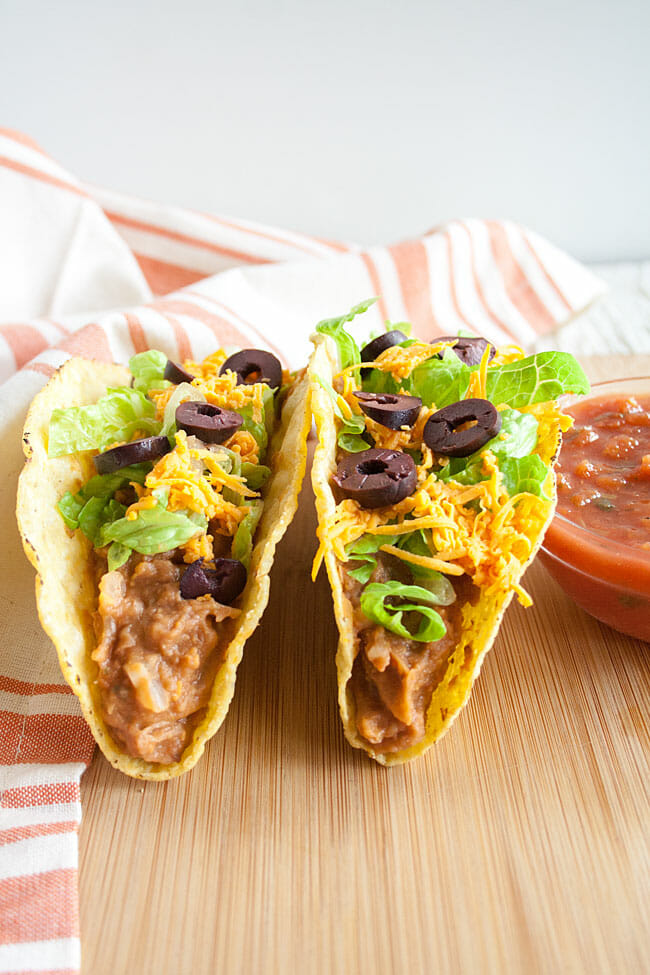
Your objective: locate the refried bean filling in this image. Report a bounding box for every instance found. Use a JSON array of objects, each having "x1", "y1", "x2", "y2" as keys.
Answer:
[
  {"x1": 341, "y1": 553, "x2": 477, "y2": 753},
  {"x1": 92, "y1": 553, "x2": 239, "y2": 765}
]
